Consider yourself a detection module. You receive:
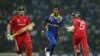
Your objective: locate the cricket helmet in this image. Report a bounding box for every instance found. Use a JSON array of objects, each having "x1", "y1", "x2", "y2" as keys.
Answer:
[
  {"x1": 17, "y1": 5, "x2": 26, "y2": 12},
  {"x1": 72, "y1": 11, "x2": 80, "y2": 17}
]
